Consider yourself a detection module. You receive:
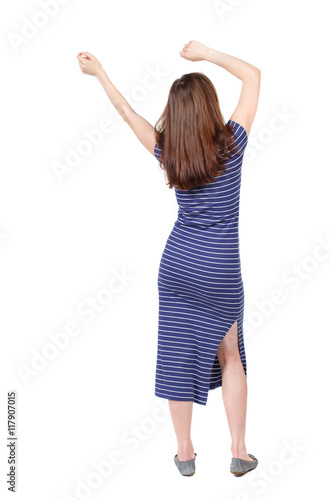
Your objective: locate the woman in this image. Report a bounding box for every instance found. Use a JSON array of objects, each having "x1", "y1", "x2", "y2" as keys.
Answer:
[{"x1": 77, "y1": 40, "x2": 261, "y2": 477}]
